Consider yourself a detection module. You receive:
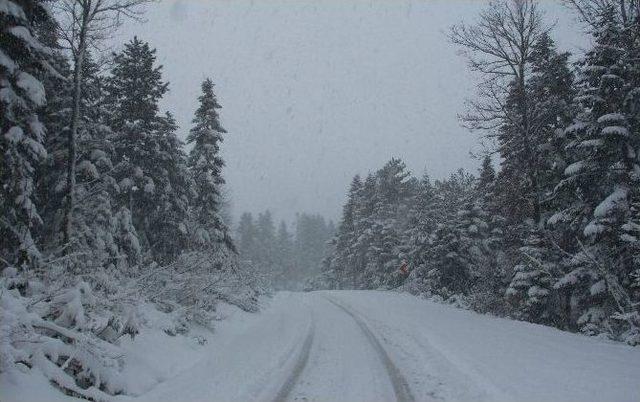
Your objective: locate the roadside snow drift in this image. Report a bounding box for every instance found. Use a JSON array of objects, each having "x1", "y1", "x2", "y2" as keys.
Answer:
[{"x1": 2, "y1": 291, "x2": 639, "y2": 402}]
